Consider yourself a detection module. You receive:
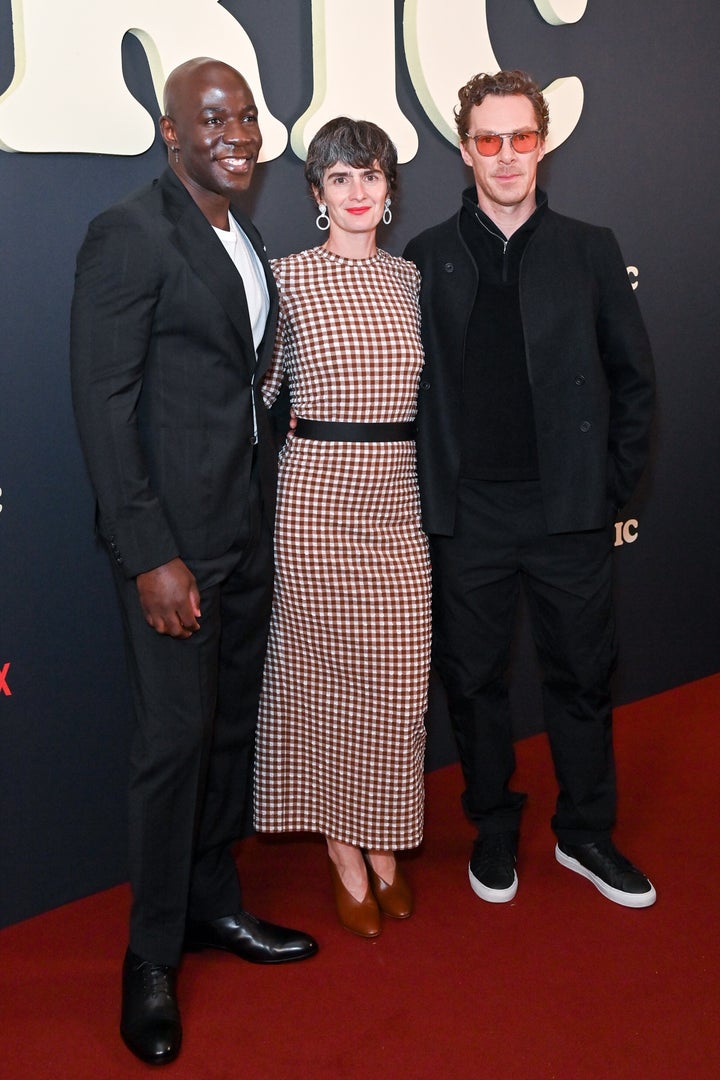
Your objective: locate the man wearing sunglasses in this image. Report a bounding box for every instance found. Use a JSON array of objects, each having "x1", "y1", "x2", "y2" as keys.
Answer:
[{"x1": 405, "y1": 70, "x2": 656, "y2": 909}]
